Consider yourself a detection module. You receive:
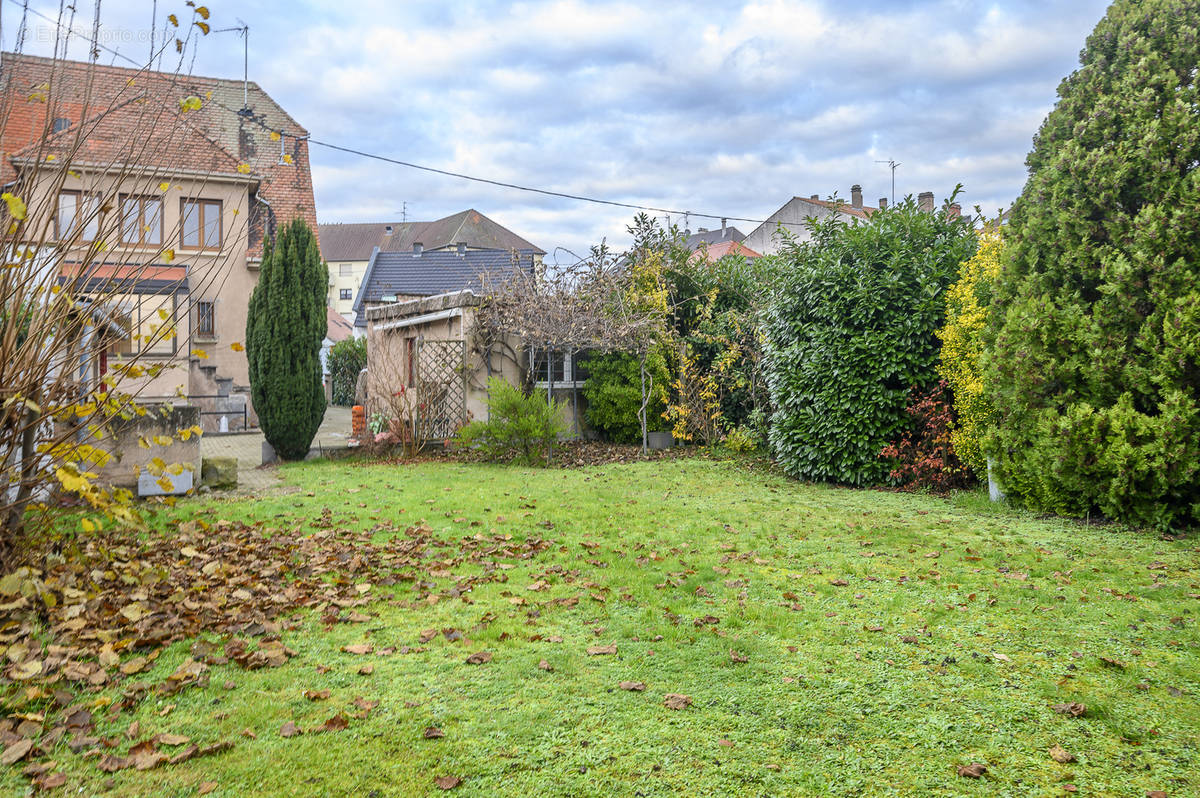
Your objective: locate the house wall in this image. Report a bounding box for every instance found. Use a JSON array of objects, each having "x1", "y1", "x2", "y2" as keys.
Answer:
[
  {"x1": 328, "y1": 258, "x2": 369, "y2": 323},
  {"x1": 22, "y1": 165, "x2": 259, "y2": 429},
  {"x1": 742, "y1": 198, "x2": 846, "y2": 256}
]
